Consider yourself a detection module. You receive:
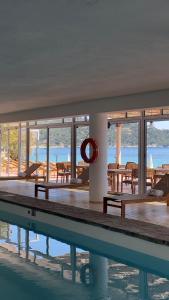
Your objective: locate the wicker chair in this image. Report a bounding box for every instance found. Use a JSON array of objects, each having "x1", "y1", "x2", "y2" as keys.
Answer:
[
  {"x1": 108, "y1": 163, "x2": 119, "y2": 169},
  {"x1": 56, "y1": 162, "x2": 71, "y2": 183},
  {"x1": 121, "y1": 162, "x2": 138, "y2": 192},
  {"x1": 131, "y1": 168, "x2": 155, "y2": 194},
  {"x1": 162, "y1": 164, "x2": 169, "y2": 169}
]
